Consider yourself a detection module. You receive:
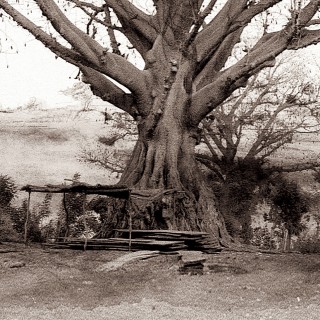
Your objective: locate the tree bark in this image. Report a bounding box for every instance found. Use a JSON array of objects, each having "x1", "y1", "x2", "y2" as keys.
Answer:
[{"x1": 117, "y1": 79, "x2": 231, "y2": 245}]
